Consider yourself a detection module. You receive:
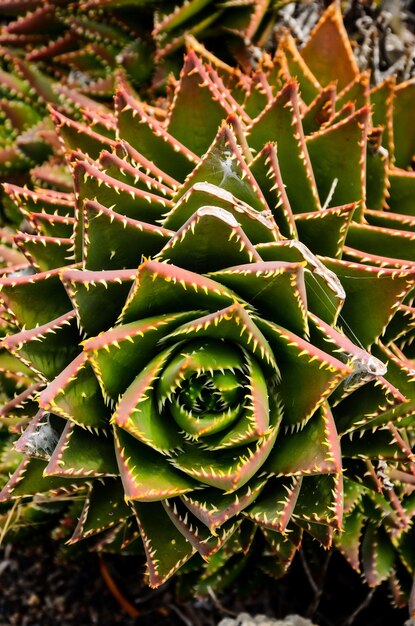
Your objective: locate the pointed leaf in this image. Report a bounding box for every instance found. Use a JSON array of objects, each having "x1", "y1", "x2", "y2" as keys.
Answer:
[
  {"x1": 114, "y1": 427, "x2": 198, "y2": 501},
  {"x1": 248, "y1": 81, "x2": 320, "y2": 214},
  {"x1": 44, "y1": 420, "x2": 118, "y2": 477},
  {"x1": 266, "y1": 403, "x2": 341, "y2": 476},
  {"x1": 300, "y1": 3, "x2": 359, "y2": 90},
  {"x1": 69, "y1": 479, "x2": 132, "y2": 543},
  {"x1": 83, "y1": 200, "x2": 174, "y2": 270},
  {"x1": 157, "y1": 206, "x2": 261, "y2": 273},
  {"x1": 306, "y1": 108, "x2": 369, "y2": 219},
  {"x1": 0, "y1": 266, "x2": 72, "y2": 329},
  {"x1": 84, "y1": 312, "x2": 198, "y2": 399},
  {"x1": 133, "y1": 501, "x2": 195, "y2": 587},
  {"x1": 38, "y1": 352, "x2": 110, "y2": 429},
  {"x1": 61, "y1": 268, "x2": 136, "y2": 336}
]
